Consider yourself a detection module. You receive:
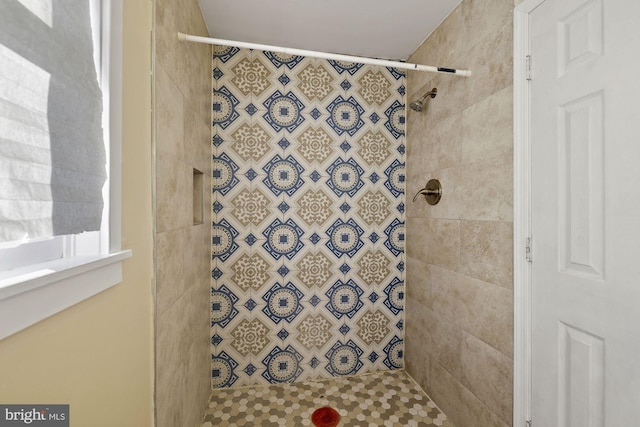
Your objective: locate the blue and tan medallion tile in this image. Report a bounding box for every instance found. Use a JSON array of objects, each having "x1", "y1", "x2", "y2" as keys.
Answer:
[
  {"x1": 287, "y1": 122, "x2": 336, "y2": 170},
  {"x1": 354, "y1": 248, "x2": 393, "y2": 288},
  {"x1": 325, "y1": 94, "x2": 367, "y2": 140},
  {"x1": 324, "y1": 156, "x2": 366, "y2": 202},
  {"x1": 294, "y1": 311, "x2": 335, "y2": 354},
  {"x1": 383, "y1": 99, "x2": 406, "y2": 141},
  {"x1": 293, "y1": 61, "x2": 341, "y2": 111},
  {"x1": 229, "y1": 317, "x2": 273, "y2": 359},
  {"x1": 212, "y1": 49, "x2": 405, "y2": 388},
  {"x1": 329, "y1": 61, "x2": 365, "y2": 97},
  {"x1": 228, "y1": 251, "x2": 274, "y2": 294},
  {"x1": 228, "y1": 186, "x2": 273, "y2": 227},
  {"x1": 227, "y1": 52, "x2": 274, "y2": 107},
  {"x1": 260, "y1": 88, "x2": 307, "y2": 135},
  {"x1": 288, "y1": 185, "x2": 339, "y2": 239},
  {"x1": 227, "y1": 118, "x2": 278, "y2": 165},
  {"x1": 354, "y1": 127, "x2": 394, "y2": 168},
  {"x1": 212, "y1": 150, "x2": 244, "y2": 197},
  {"x1": 256, "y1": 342, "x2": 307, "y2": 386},
  {"x1": 212, "y1": 45, "x2": 249, "y2": 90},
  {"x1": 212, "y1": 85, "x2": 252, "y2": 143},
  {"x1": 356, "y1": 308, "x2": 392, "y2": 347},
  {"x1": 210, "y1": 350, "x2": 243, "y2": 388},
  {"x1": 256, "y1": 280, "x2": 308, "y2": 326},
  {"x1": 357, "y1": 69, "x2": 393, "y2": 106},
  {"x1": 259, "y1": 152, "x2": 307, "y2": 199},
  {"x1": 293, "y1": 249, "x2": 336, "y2": 292},
  {"x1": 356, "y1": 189, "x2": 393, "y2": 227}
]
